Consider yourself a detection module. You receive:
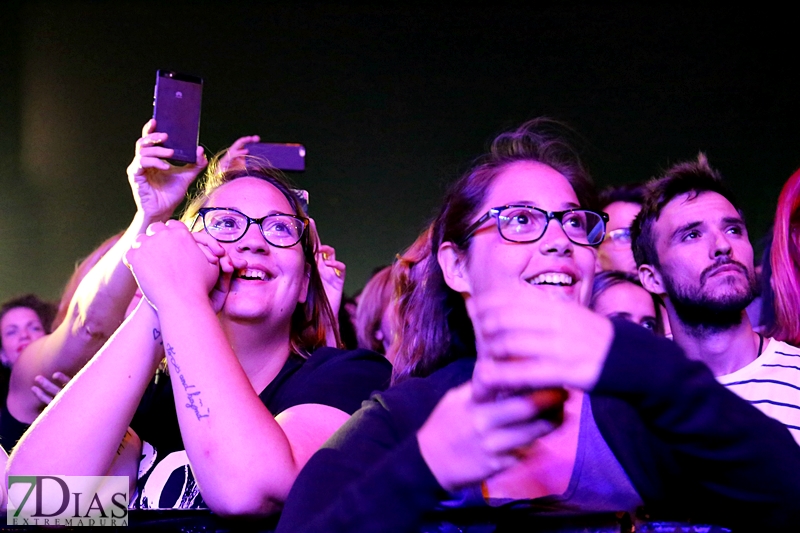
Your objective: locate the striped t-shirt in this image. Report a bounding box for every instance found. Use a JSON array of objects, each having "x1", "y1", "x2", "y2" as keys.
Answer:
[{"x1": 718, "y1": 338, "x2": 800, "y2": 445}]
